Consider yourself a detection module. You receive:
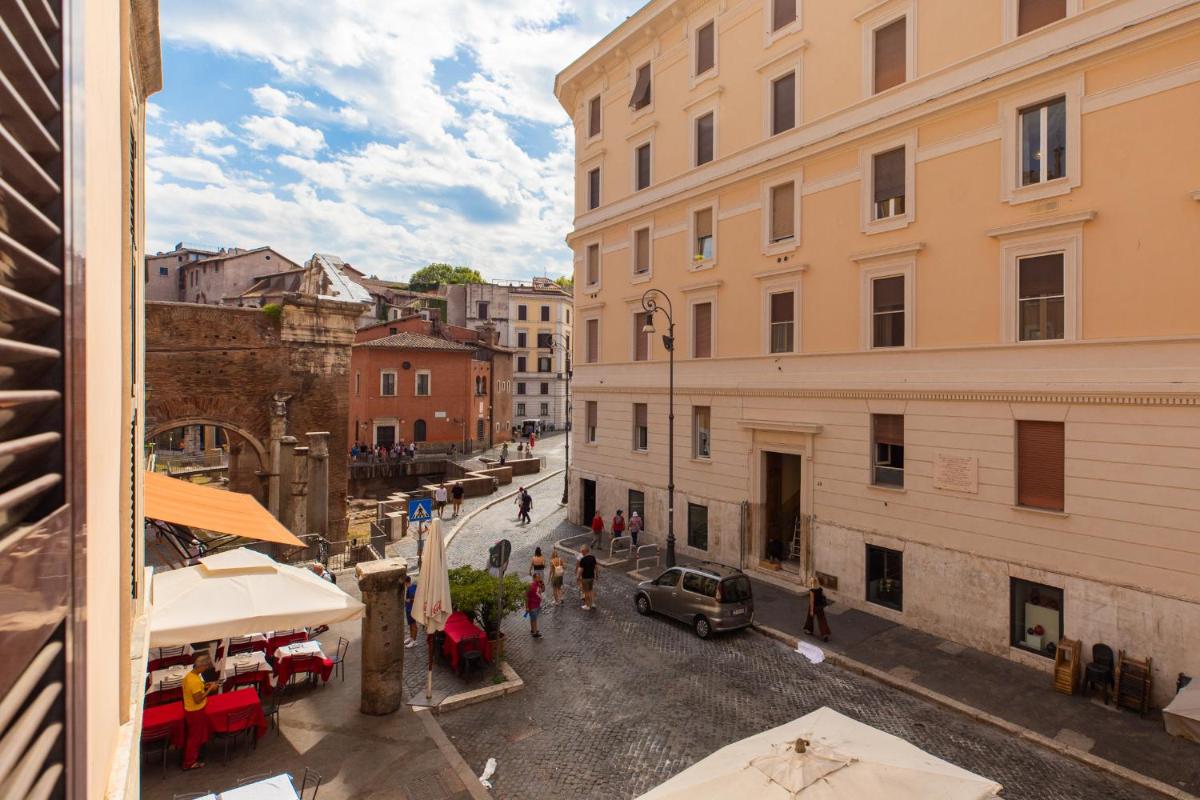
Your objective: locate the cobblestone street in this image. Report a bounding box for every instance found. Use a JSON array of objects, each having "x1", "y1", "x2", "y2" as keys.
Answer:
[{"x1": 437, "y1": 470, "x2": 1163, "y2": 800}]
